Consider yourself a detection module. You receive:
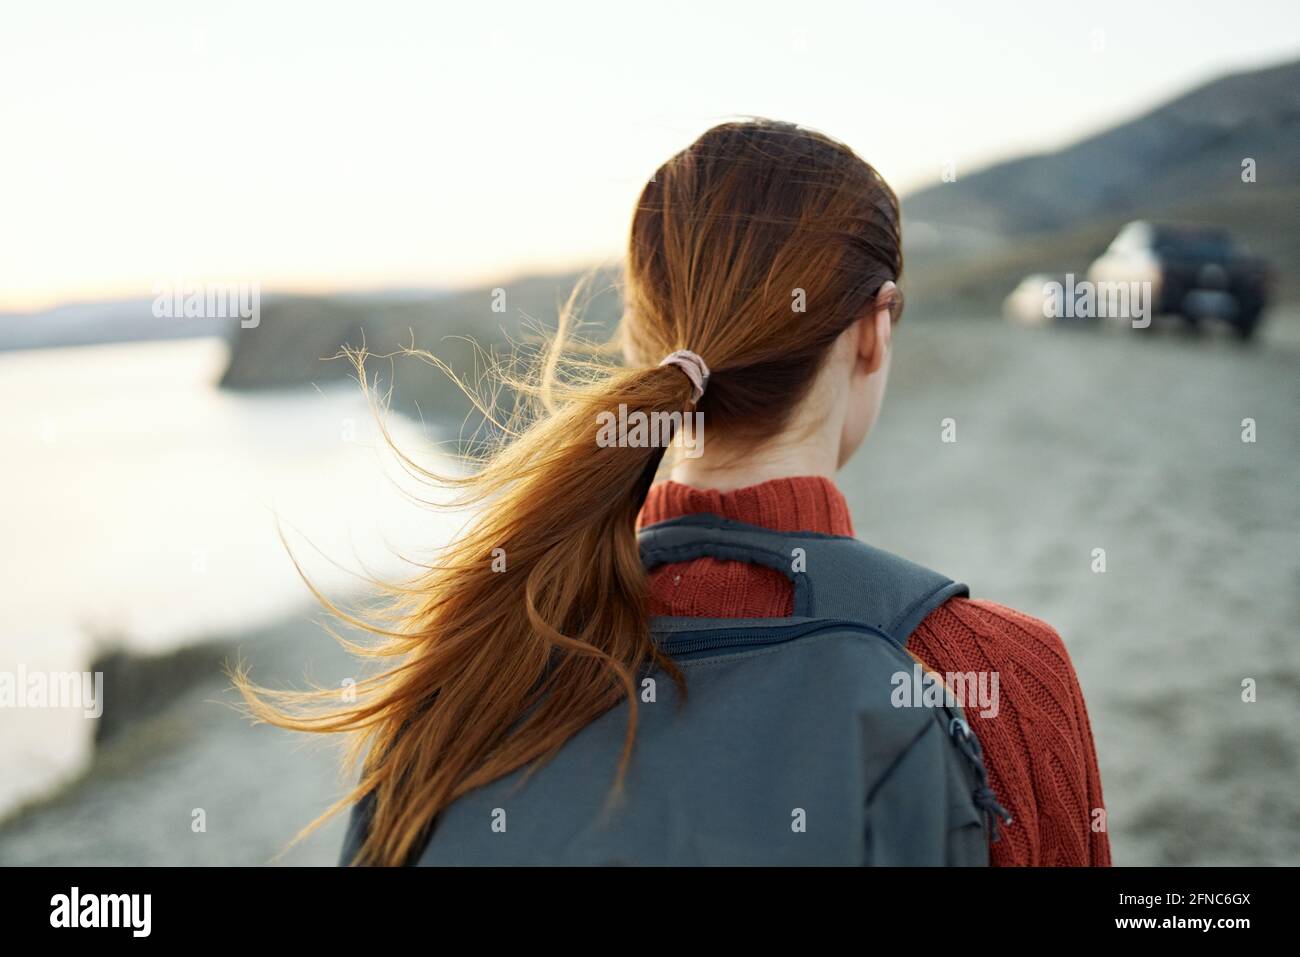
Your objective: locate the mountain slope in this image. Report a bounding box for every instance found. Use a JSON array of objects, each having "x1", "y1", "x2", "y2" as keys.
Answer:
[{"x1": 901, "y1": 58, "x2": 1300, "y2": 309}]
